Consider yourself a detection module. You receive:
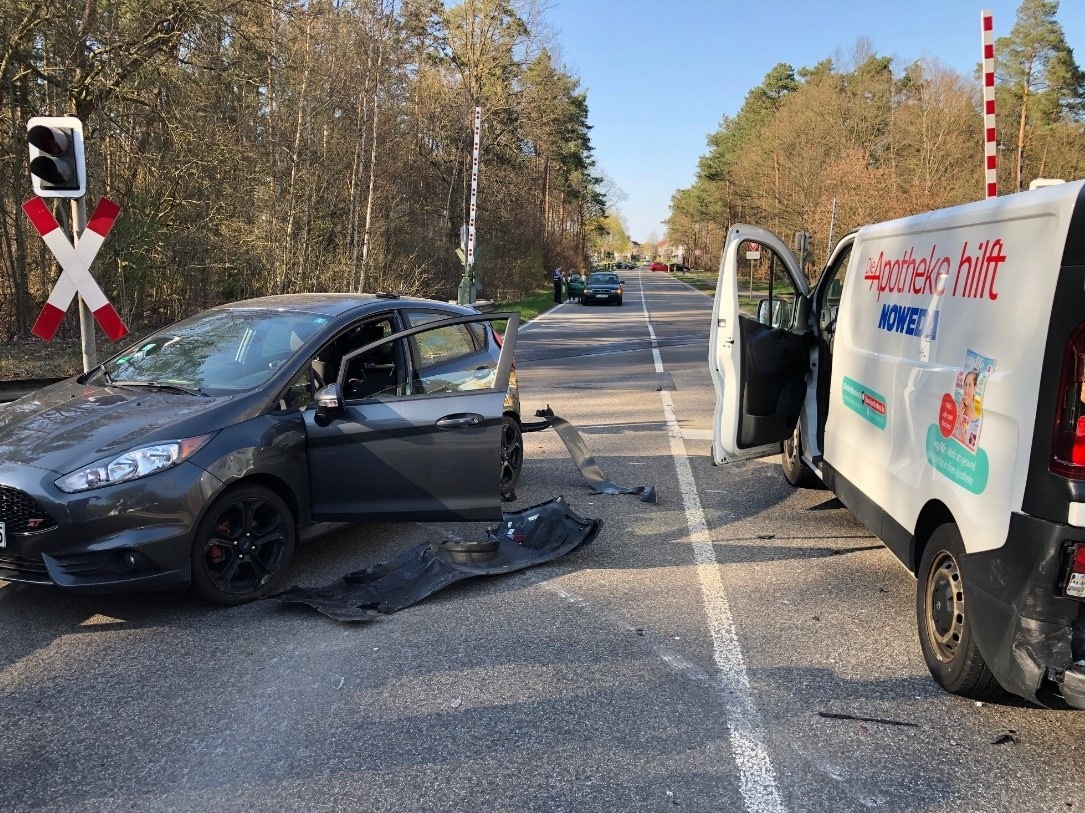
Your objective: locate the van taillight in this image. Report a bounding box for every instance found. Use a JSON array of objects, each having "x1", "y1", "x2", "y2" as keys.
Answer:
[{"x1": 1051, "y1": 323, "x2": 1085, "y2": 478}]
